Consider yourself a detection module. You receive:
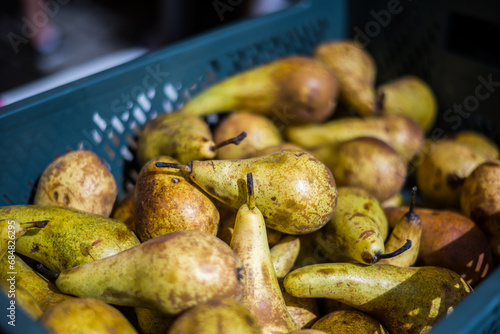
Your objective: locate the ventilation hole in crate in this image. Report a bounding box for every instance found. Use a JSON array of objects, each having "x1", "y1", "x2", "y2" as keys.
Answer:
[
  {"x1": 107, "y1": 130, "x2": 120, "y2": 147},
  {"x1": 120, "y1": 146, "x2": 134, "y2": 161},
  {"x1": 128, "y1": 169, "x2": 139, "y2": 183},
  {"x1": 129, "y1": 120, "x2": 141, "y2": 136},
  {"x1": 90, "y1": 129, "x2": 102, "y2": 145},
  {"x1": 205, "y1": 68, "x2": 217, "y2": 83},
  {"x1": 93, "y1": 112, "x2": 107, "y2": 131},
  {"x1": 125, "y1": 180, "x2": 135, "y2": 192},
  {"x1": 137, "y1": 92, "x2": 151, "y2": 112},
  {"x1": 164, "y1": 83, "x2": 178, "y2": 101},
  {"x1": 181, "y1": 89, "x2": 191, "y2": 102},
  {"x1": 149, "y1": 111, "x2": 158, "y2": 120},
  {"x1": 101, "y1": 158, "x2": 112, "y2": 171},
  {"x1": 206, "y1": 114, "x2": 219, "y2": 125},
  {"x1": 147, "y1": 87, "x2": 155, "y2": 99},
  {"x1": 189, "y1": 82, "x2": 198, "y2": 92},
  {"x1": 133, "y1": 107, "x2": 147, "y2": 125},
  {"x1": 121, "y1": 111, "x2": 130, "y2": 122},
  {"x1": 126, "y1": 134, "x2": 137, "y2": 151},
  {"x1": 104, "y1": 144, "x2": 116, "y2": 160},
  {"x1": 163, "y1": 101, "x2": 173, "y2": 113},
  {"x1": 111, "y1": 116, "x2": 125, "y2": 134}
]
